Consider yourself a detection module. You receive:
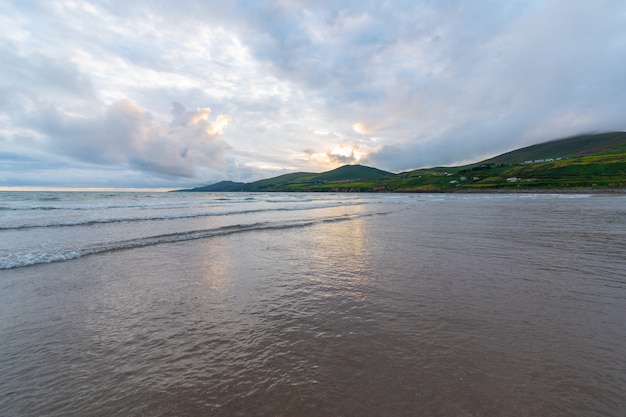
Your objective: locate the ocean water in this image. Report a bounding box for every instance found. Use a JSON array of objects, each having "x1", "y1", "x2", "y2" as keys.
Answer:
[{"x1": 0, "y1": 191, "x2": 624, "y2": 416}]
